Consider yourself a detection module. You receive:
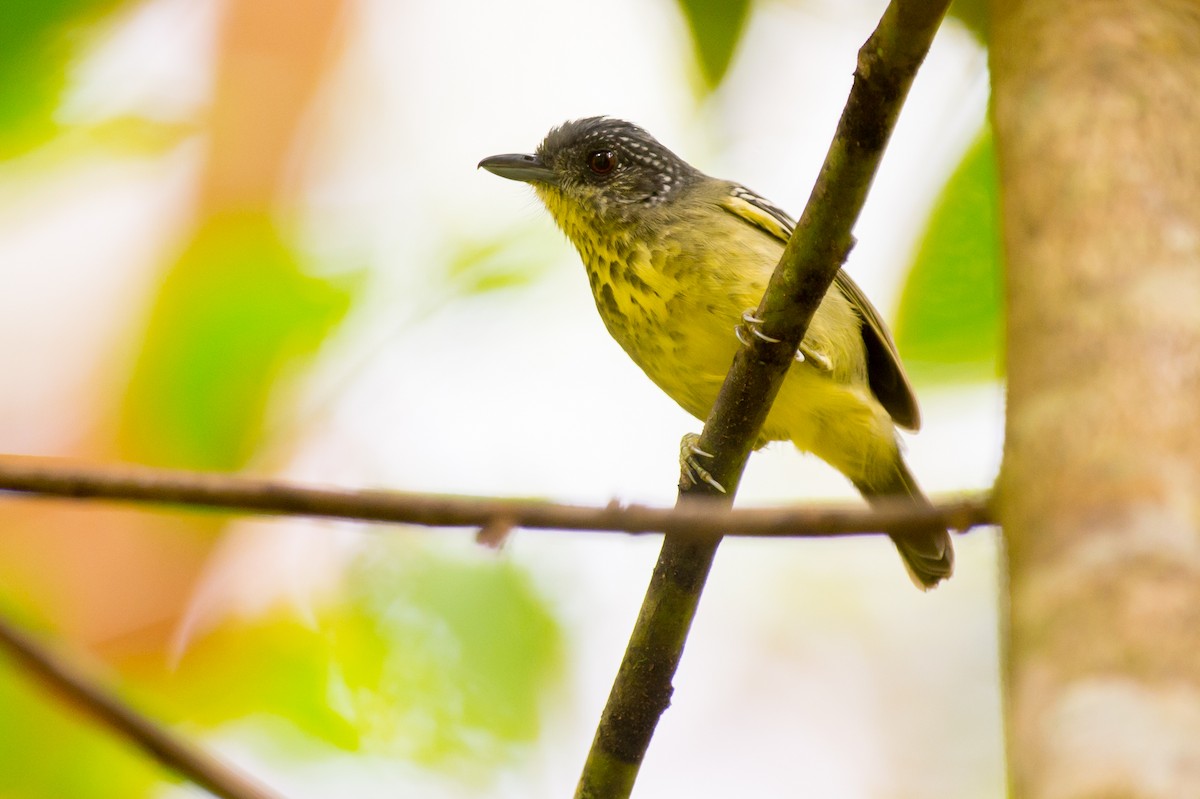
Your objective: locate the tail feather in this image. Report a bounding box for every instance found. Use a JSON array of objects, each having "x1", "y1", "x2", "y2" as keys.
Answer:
[{"x1": 853, "y1": 458, "x2": 954, "y2": 590}]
